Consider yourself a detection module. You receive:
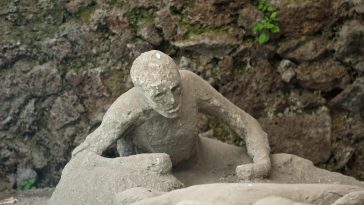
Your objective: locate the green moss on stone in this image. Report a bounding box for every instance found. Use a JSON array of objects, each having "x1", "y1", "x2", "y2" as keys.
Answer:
[
  {"x1": 0, "y1": 34, "x2": 17, "y2": 42},
  {"x1": 234, "y1": 61, "x2": 247, "y2": 75},
  {"x1": 185, "y1": 27, "x2": 230, "y2": 40},
  {"x1": 185, "y1": 0, "x2": 196, "y2": 8},
  {"x1": 127, "y1": 8, "x2": 154, "y2": 33},
  {"x1": 58, "y1": 59, "x2": 87, "y2": 76},
  {"x1": 0, "y1": 1, "x2": 8, "y2": 10},
  {"x1": 179, "y1": 16, "x2": 231, "y2": 40},
  {"x1": 80, "y1": 5, "x2": 97, "y2": 23},
  {"x1": 285, "y1": 0, "x2": 318, "y2": 6},
  {"x1": 104, "y1": 70, "x2": 126, "y2": 96},
  {"x1": 106, "y1": 0, "x2": 120, "y2": 6},
  {"x1": 180, "y1": 12, "x2": 230, "y2": 38}
]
